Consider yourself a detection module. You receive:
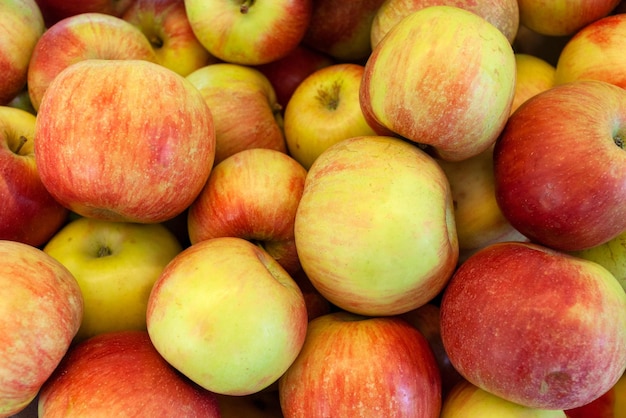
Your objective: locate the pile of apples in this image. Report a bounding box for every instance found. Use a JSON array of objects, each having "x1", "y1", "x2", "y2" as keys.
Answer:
[{"x1": 2, "y1": 0, "x2": 626, "y2": 416}]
